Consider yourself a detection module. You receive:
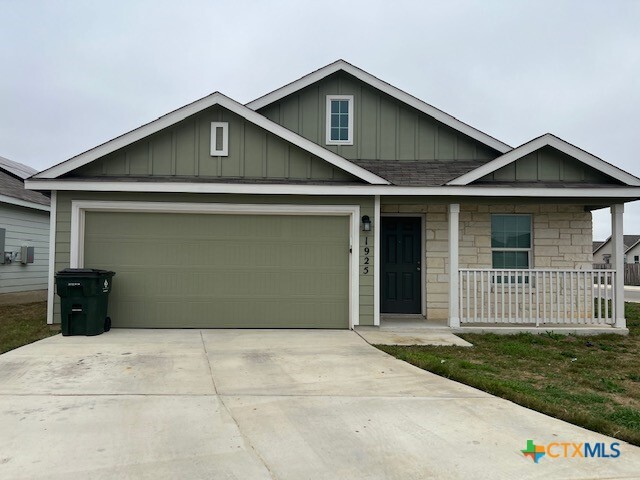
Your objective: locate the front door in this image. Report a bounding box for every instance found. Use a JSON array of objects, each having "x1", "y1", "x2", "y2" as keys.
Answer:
[{"x1": 381, "y1": 217, "x2": 422, "y2": 314}]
